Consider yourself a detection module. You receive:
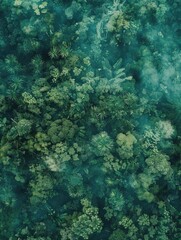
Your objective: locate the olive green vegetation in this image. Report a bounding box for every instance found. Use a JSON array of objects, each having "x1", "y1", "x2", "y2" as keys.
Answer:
[{"x1": 0, "y1": 0, "x2": 180, "y2": 239}]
